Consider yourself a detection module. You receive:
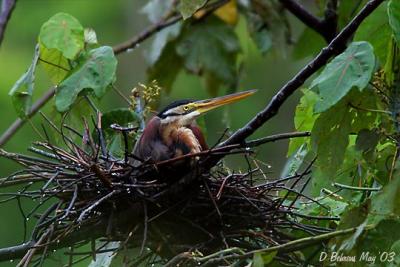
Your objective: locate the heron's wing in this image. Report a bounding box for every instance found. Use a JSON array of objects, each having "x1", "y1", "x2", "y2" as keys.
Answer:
[{"x1": 131, "y1": 117, "x2": 171, "y2": 165}]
